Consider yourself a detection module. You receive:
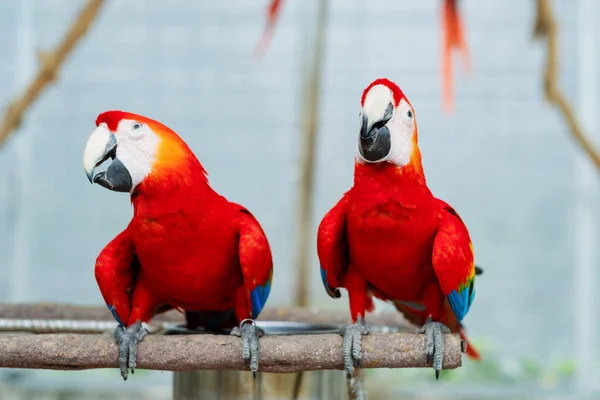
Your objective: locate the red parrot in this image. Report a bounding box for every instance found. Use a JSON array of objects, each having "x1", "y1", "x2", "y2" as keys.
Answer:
[
  {"x1": 83, "y1": 111, "x2": 273, "y2": 380},
  {"x1": 441, "y1": 0, "x2": 470, "y2": 112},
  {"x1": 317, "y1": 78, "x2": 479, "y2": 379}
]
